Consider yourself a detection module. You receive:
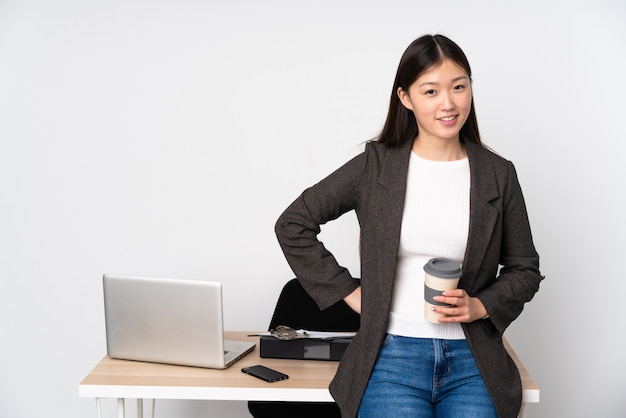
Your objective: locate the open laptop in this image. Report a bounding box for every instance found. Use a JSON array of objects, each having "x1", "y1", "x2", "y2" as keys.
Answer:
[{"x1": 103, "y1": 274, "x2": 255, "y2": 369}]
